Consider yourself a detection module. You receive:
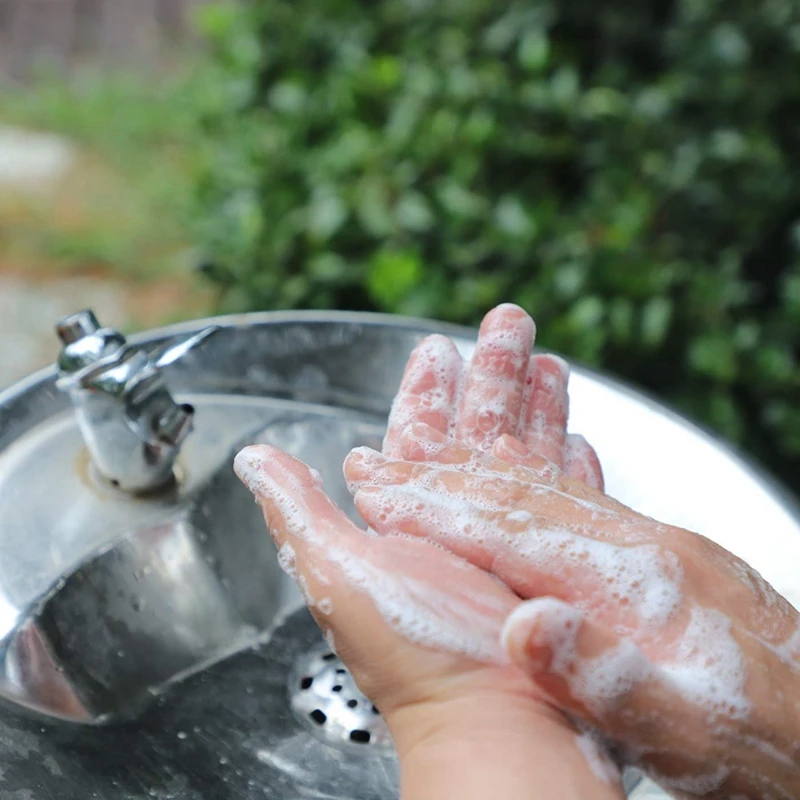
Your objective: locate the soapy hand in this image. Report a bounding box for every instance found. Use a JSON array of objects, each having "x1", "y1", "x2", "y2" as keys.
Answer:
[
  {"x1": 234, "y1": 445, "x2": 624, "y2": 800},
  {"x1": 383, "y1": 303, "x2": 604, "y2": 489},
  {"x1": 345, "y1": 424, "x2": 800, "y2": 800}
]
